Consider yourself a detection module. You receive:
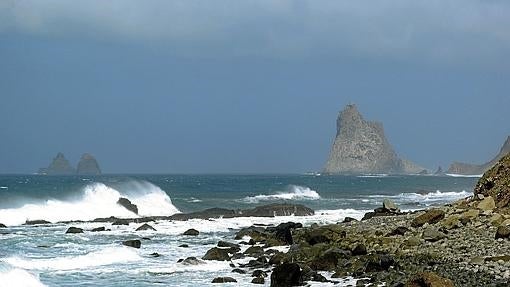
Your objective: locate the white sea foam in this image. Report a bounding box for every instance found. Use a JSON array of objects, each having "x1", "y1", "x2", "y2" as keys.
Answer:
[
  {"x1": 357, "y1": 174, "x2": 389, "y2": 178},
  {"x1": 446, "y1": 173, "x2": 483, "y2": 178},
  {"x1": 0, "y1": 267, "x2": 46, "y2": 287},
  {"x1": 242, "y1": 185, "x2": 321, "y2": 203},
  {"x1": 367, "y1": 190, "x2": 471, "y2": 206},
  {"x1": 0, "y1": 186, "x2": 8, "y2": 189},
  {"x1": 4, "y1": 247, "x2": 141, "y2": 271},
  {"x1": 0, "y1": 181, "x2": 180, "y2": 226}
]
